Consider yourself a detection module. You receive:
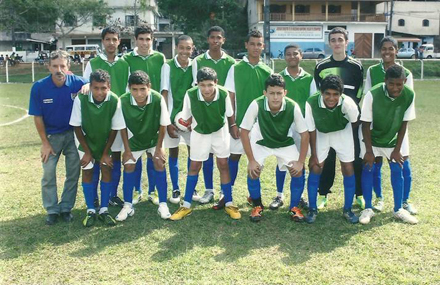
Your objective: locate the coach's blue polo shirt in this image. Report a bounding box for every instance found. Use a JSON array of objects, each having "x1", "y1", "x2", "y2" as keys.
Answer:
[{"x1": 29, "y1": 74, "x2": 87, "y2": 135}]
